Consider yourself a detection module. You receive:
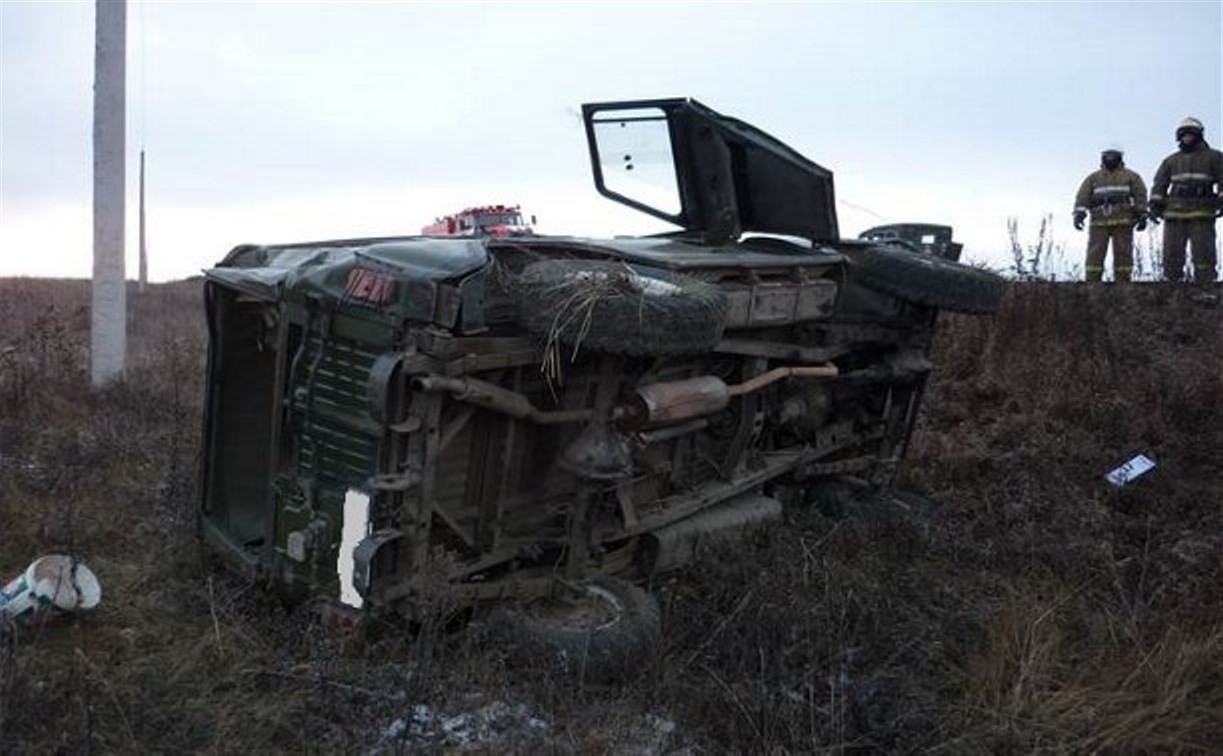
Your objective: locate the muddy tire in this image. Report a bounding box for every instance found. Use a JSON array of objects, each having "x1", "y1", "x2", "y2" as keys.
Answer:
[
  {"x1": 846, "y1": 245, "x2": 1004, "y2": 315},
  {"x1": 517, "y1": 260, "x2": 728, "y2": 356},
  {"x1": 486, "y1": 576, "x2": 661, "y2": 683}
]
